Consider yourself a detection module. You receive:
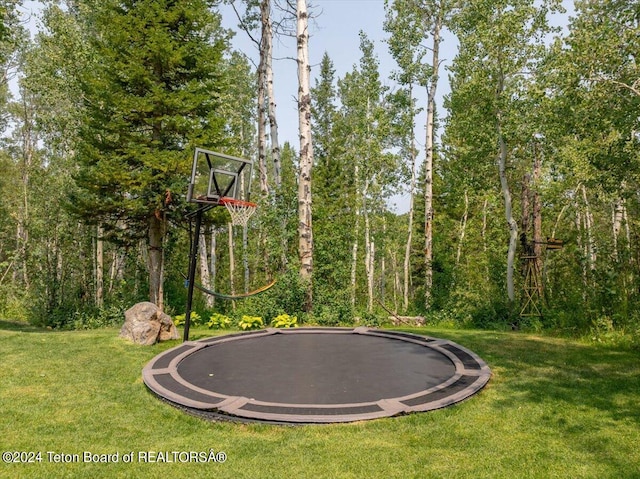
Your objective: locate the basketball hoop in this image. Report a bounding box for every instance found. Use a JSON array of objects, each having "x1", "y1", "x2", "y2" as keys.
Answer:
[{"x1": 219, "y1": 197, "x2": 257, "y2": 227}]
